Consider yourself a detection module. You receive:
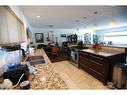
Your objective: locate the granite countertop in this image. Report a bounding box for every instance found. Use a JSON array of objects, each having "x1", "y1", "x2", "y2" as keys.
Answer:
[
  {"x1": 30, "y1": 64, "x2": 68, "y2": 89},
  {"x1": 24, "y1": 49, "x2": 68, "y2": 89},
  {"x1": 80, "y1": 49, "x2": 125, "y2": 57}
]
